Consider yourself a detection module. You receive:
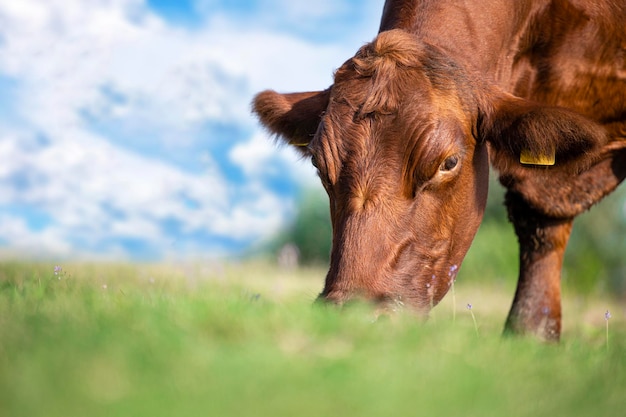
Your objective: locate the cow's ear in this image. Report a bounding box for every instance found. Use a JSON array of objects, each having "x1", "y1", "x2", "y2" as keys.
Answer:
[
  {"x1": 478, "y1": 93, "x2": 622, "y2": 218},
  {"x1": 252, "y1": 89, "x2": 331, "y2": 154},
  {"x1": 480, "y1": 93, "x2": 606, "y2": 173}
]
